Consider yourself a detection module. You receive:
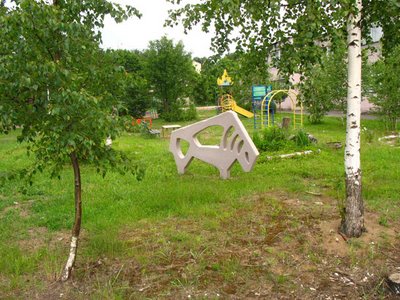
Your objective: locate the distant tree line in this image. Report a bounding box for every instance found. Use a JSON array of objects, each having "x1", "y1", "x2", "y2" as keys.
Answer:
[
  {"x1": 108, "y1": 37, "x2": 272, "y2": 121},
  {"x1": 109, "y1": 33, "x2": 400, "y2": 127}
]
